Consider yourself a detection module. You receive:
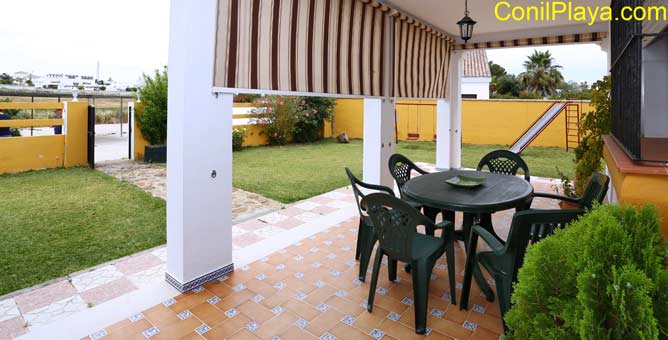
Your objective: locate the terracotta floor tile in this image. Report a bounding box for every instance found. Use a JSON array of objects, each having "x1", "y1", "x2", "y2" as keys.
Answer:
[
  {"x1": 427, "y1": 316, "x2": 473, "y2": 340},
  {"x1": 329, "y1": 322, "x2": 374, "y2": 339},
  {"x1": 259, "y1": 287, "x2": 296, "y2": 309},
  {"x1": 304, "y1": 308, "x2": 343, "y2": 336},
  {"x1": 216, "y1": 290, "x2": 254, "y2": 311},
  {"x1": 179, "y1": 331, "x2": 205, "y2": 340},
  {"x1": 379, "y1": 318, "x2": 428, "y2": 340},
  {"x1": 283, "y1": 298, "x2": 321, "y2": 321},
  {"x1": 169, "y1": 291, "x2": 215, "y2": 314},
  {"x1": 369, "y1": 294, "x2": 410, "y2": 315},
  {"x1": 468, "y1": 326, "x2": 501, "y2": 340},
  {"x1": 190, "y1": 301, "x2": 227, "y2": 327},
  {"x1": 244, "y1": 279, "x2": 278, "y2": 298},
  {"x1": 204, "y1": 281, "x2": 234, "y2": 297},
  {"x1": 354, "y1": 305, "x2": 389, "y2": 334},
  {"x1": 150, "y1": 317, "x2": 201, "y2": 340},
  {"x1": 278, "y1": 326, "x2": 317, "y2": 340},
  {"x1": 105, "y1": 318, "x2": 153, "y2": 340},
  {"x1": 144, "y1": 304, "x2": 180, "y2": 328},
  {"x1": 203, "y1": 313, "x2": 250, "y2": 339},
  {"x1": 466, "y1": 312, "x2": 504, "y2": 334},
  {"x1": 227, "y1": 329, "x2": 262, "y2": 339},
  {"x1": 236, "y1": 300, "x2": 275, "y2": 324},
  {"x1": 304, "y1": 285, "x2": 337, "y2": 307},
  {"x1": 225, "y1": 269, "x2": 258, "y2": 286},
  {"x1": 324, "y1": 295, "x2": 365, "y2": 317},
  {"x1": 253, "y1": 310, "x2": 299, "y2": 339},
  {"x1": 282, "y1": 277, "x2": 317, "y2": 295},
  {"x1": 443, "y1": 304, "x2": 471, "y2": 325},
  {"x1": 424, "y1": 330, "x2": 455, "y2": 340}
]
